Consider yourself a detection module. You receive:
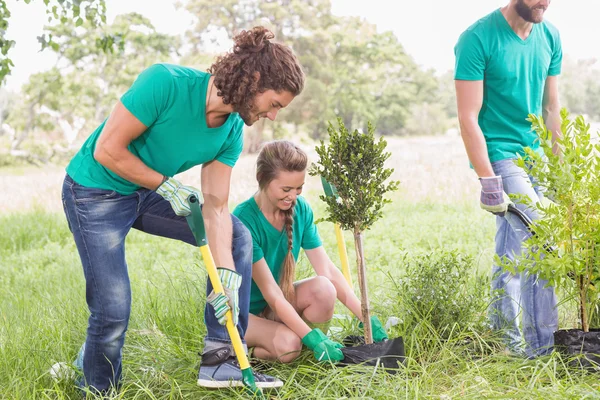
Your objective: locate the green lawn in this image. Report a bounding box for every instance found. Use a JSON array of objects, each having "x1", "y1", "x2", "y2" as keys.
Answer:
[{"x1": 1, "y1": 195, "x2": 599, "y2": 399}]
